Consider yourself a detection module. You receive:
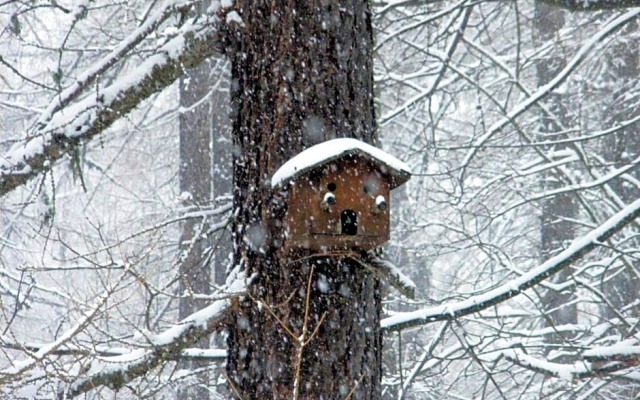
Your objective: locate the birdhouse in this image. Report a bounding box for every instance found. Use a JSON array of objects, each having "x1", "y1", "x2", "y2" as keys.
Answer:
[{"x1": 271, "y1": 138, "x2": 411, "y2": 253}]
